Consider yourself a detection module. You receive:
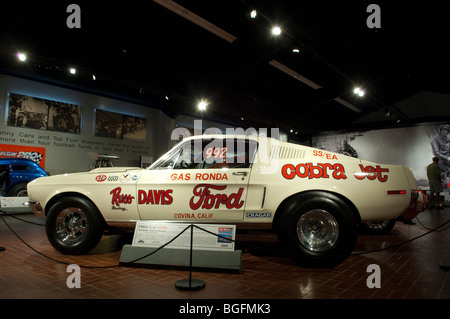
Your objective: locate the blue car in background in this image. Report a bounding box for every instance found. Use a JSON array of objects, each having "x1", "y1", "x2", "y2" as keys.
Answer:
[{"x1": 0, "y1": 158, "x2": 48, "y2": 196}]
